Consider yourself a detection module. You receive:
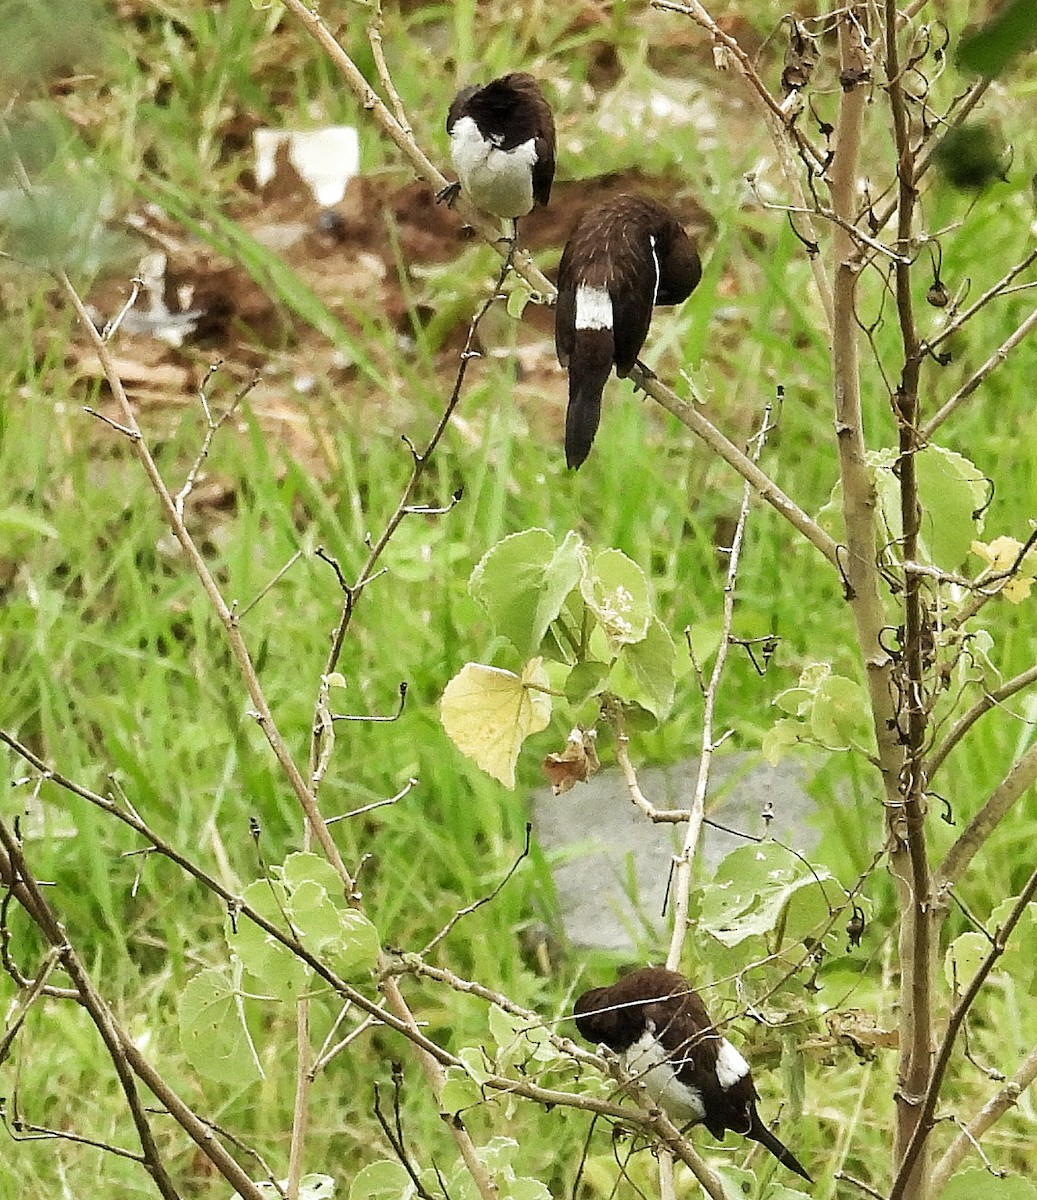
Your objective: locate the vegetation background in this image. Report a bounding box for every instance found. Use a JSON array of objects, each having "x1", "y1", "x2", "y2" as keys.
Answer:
[{"x1": 1, "y1": 1, "x2": 1035, "y2": 1199}]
